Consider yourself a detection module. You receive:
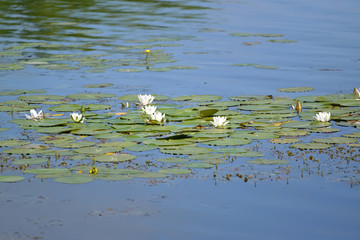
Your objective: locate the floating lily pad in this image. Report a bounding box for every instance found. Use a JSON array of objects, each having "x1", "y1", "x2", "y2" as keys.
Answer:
[
  {"x1": 126, "y1": 144, "x2": 157, "y2": 152},
  {"x1": 93, "y1": 153, "x2": 136, "y2": 162},
  {"x1": 66, "y1": 93, "x2": 115, "y2": 100},
  {"x1": 0, "y1": 128, "x2": 9, "y2": 132},
  {"x1": 204, "y1": 138, "x2": 251, "y2": 146},
  {"x1": 83, "y1": 83, "x2": 114, "y2": 88},
  {"x1": 290, "y1": 143, "x2": 331, "y2": 150},
  {"x1": 0, "y1": 175, "x2": 25, "y2": 183},
  {"x1": 0, "y1": 140, "x2": 30, "y2": 147},
  {"x1": 183, "y1": 162, "x2": 214, "y2": 168},
  {"x1": 132, "y1": 172, "x2": 168, "y2": 179},
  {"x1": 312, "y1": 137, "x2": 358, "y2": 144},
  {"x1": 247, "y1": 159, "x2": 289, "y2": 165},
  {"x1": 159, "y1": 146, "x2": 213, "y2": 155},
  {"x1": 95, "y1": 175, "x2": 133, "y2": 181},
  {"x1": 158, "y1": 168, "x2": 192, "y2": 175},
  {"x1": 270, "y1": 138, "x2": 301, "y2": 144},
  {"x1": 75, "y1": 147, "x2": 122, "y2": 155},
  {"x1": 199, "y1": 109, "x2": 218, "y2": 117},
  {"x1": 172, "y1": 95, "x2": 222, "y2": 102},
  {"x1": 157, "y1": 157, "x2": 189, "y2": 163},
  {"x1": 55, "y1": 176, "x2": 93, "y2": 184},
  {"x1": 24, "y1": 168, "x2": 71, "y2": 175},
  {"x1": 13, "y1": 158, "x2": 47, "y2": 165},
  {"x1": 215, "y1": 148, "x2": 247, "y2": 154},
  {"x1": 277, "y1": 87, "x2": 314, "y2": 93}
]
